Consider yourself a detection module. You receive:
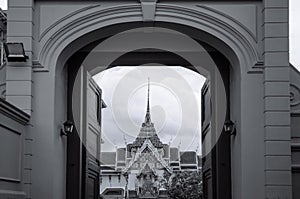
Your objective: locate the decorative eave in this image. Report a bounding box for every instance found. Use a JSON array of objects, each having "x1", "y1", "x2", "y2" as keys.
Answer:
[
  {"x1": 129, "y1": 134, "x2": 164, "y2": 149},
  {"x1": 0, "y1": 98, "x2": 30, "y2": 125}
]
